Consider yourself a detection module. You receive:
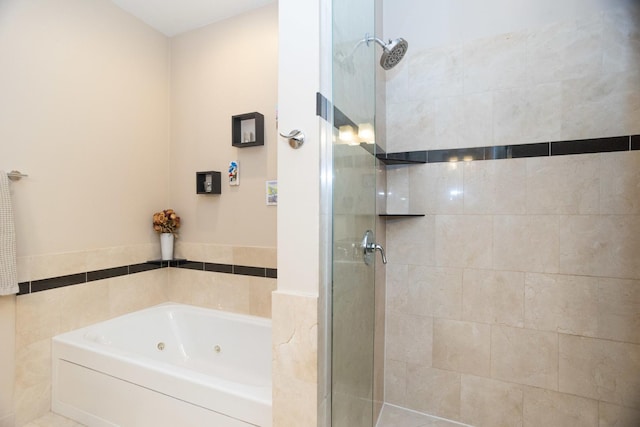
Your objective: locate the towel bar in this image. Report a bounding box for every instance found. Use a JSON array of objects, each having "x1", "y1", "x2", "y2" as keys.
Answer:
[{"x1": 7, "y1": 171, "x2": 28, "y2": 181}]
